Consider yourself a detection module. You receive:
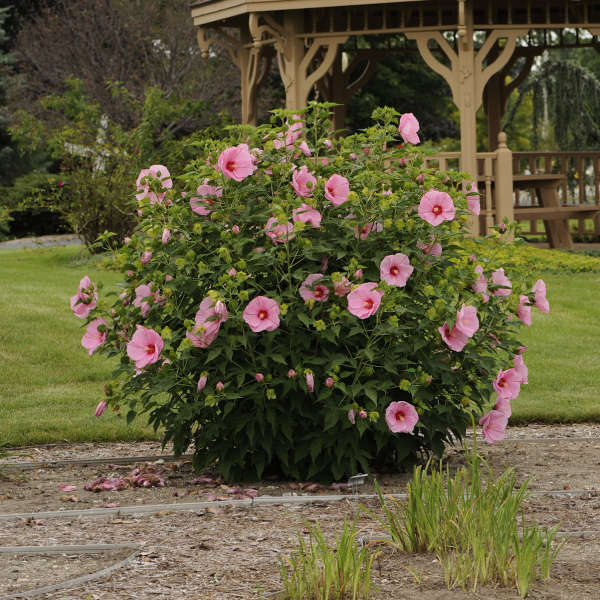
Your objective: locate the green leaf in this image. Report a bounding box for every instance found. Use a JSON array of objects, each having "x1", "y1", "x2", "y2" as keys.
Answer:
[
  {"x1": 310, "y1": 437, "x2": 322, "y2": 462},
  {"x1": 297, "y1": 312, "x2": 311, "y2": 328}
]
